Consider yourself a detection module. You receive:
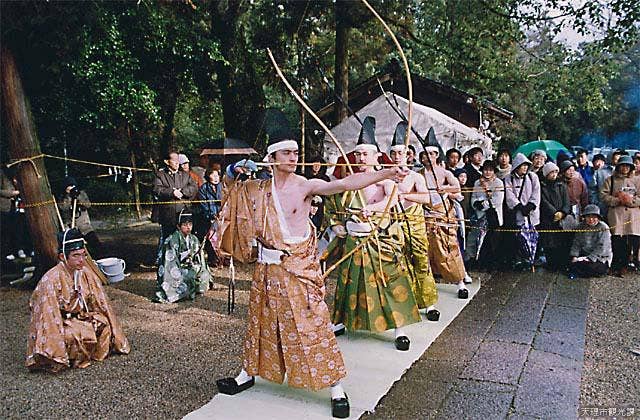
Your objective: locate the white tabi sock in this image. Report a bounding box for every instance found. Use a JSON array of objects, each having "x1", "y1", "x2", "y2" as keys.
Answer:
[
  {"x1": 235, "y1": 369, "x2": 253, "y2": 385},
  {"x1": 331, "y1": 322, "x2": 345, "y2": 332},
  {"x1": 419, "y1": 305, "x2": 437, "y2": 314},
  {"x1": 331, "y1": 382, "x2": 346, "y2": 399},
  {"x1": 457, "y1": 280, "x2": 467, "y2": 291},
  {"x1": 394, "y1": 327, "x2": 407, "y2": 338}
]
